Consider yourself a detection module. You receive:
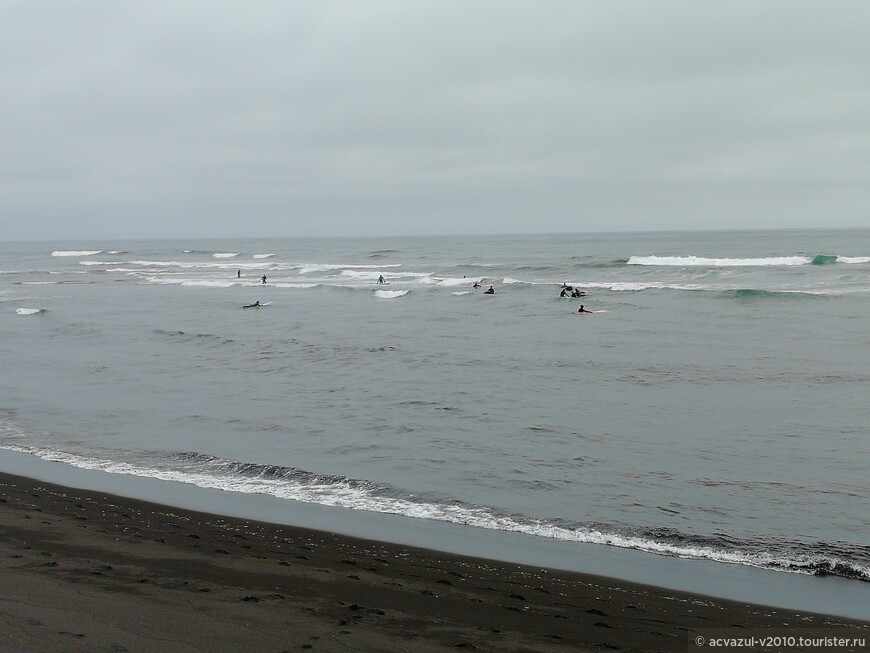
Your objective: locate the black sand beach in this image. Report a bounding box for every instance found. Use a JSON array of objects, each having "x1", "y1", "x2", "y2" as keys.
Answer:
[{"x1": 0, "y1": 471, "x2": 866, "y2": 652}]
